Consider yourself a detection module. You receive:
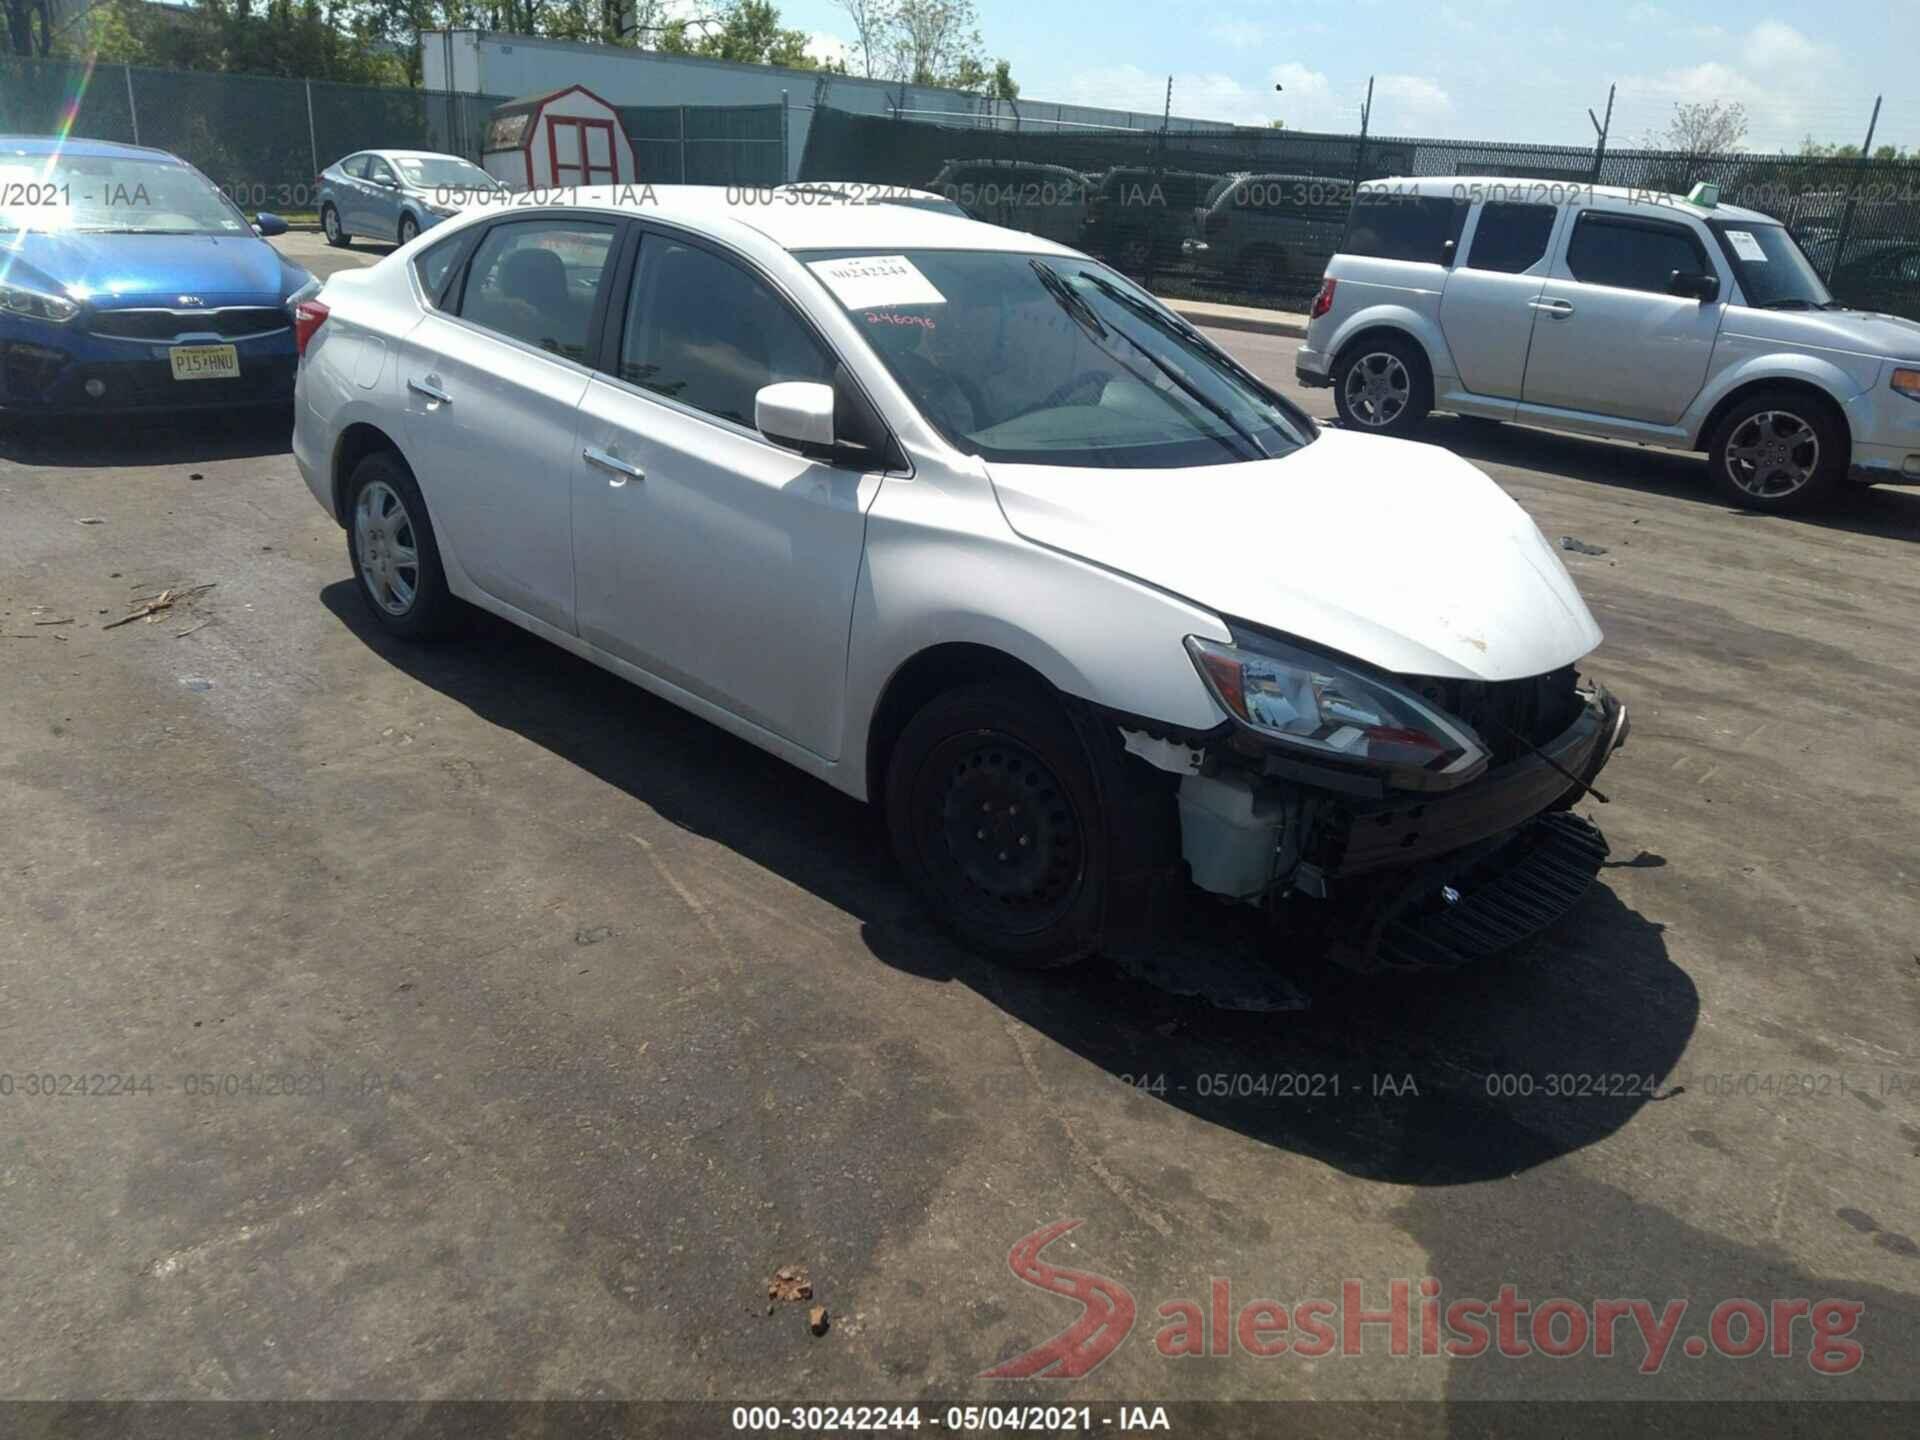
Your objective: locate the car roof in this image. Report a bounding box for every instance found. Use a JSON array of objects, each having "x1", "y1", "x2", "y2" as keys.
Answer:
[
  {"x1": 1376, "y1": 175, "x2": 1776, "y2": 224},
  {"x1": 0, "y1": 135, "x2": 184, "y2": 163},
  {"x1": 562, "y1": 183, "x2": 1083, "y2": 256},
  {"x1": 777, "y1": 182, "x2": 952, "y2": 203},
  {"x1": 367, "y1": 149, "x2": 475, "y2": 162}
]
